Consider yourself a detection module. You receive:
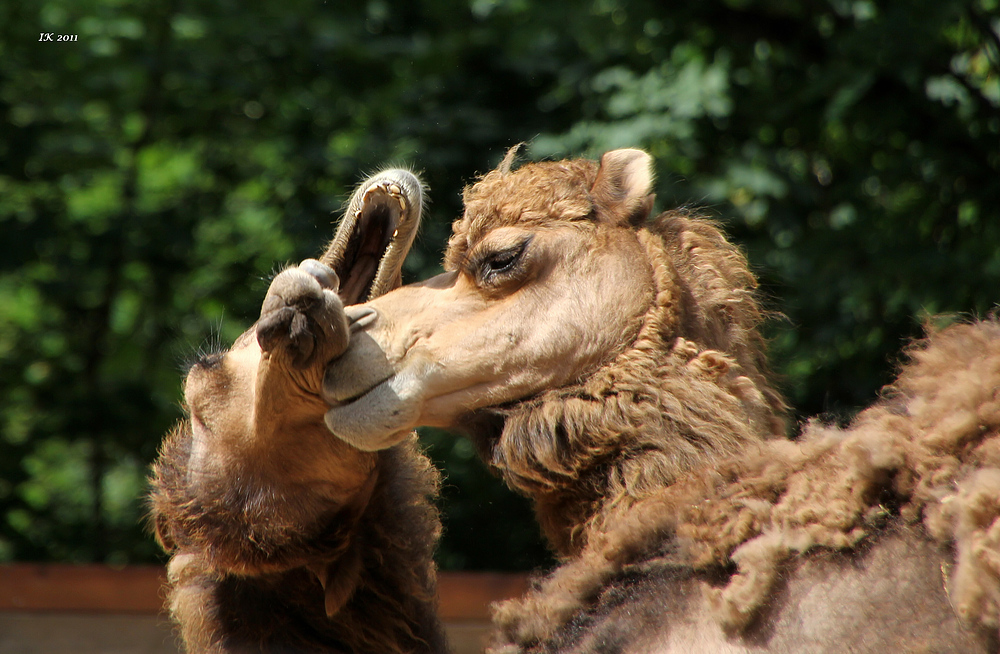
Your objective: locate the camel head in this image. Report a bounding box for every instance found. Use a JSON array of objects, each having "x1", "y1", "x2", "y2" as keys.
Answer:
[
  {"x1": 170, "y1": 170, "x2": 423, "y2": 547},
  {"x1": 323, "y1": 149, "x2": 786, "y2": 553},
  {"x1": 324, "y1": 149, "x2": 656, "y2": 446}
]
